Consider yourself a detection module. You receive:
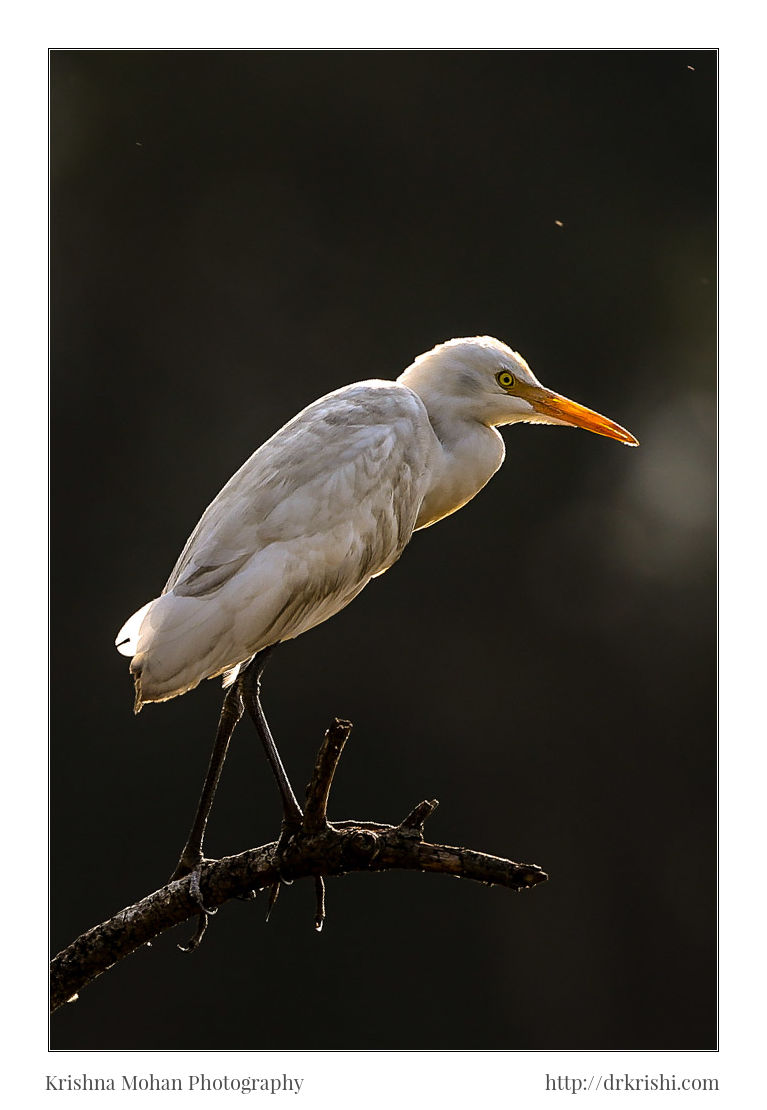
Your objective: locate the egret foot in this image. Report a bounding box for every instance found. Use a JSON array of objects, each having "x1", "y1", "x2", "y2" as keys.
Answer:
[
  {"x1": 177, "y1": 911, "x2": 210, "y2": 953},
  {"x1": 173, "y1": 865, "x2": 219, "y2": 953},
  {"x1": 170, "y1": 847, "x2": 218, "y2": 911},
  {"x1": 172, "y1": 853, "x2": 218, "y2": 909},
  {"x1": 169, "y1": 849, "x2": 208, "y2": 884},
  {"x1": 276, "y1": 816, "x2": 303, "y2": 853}
]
